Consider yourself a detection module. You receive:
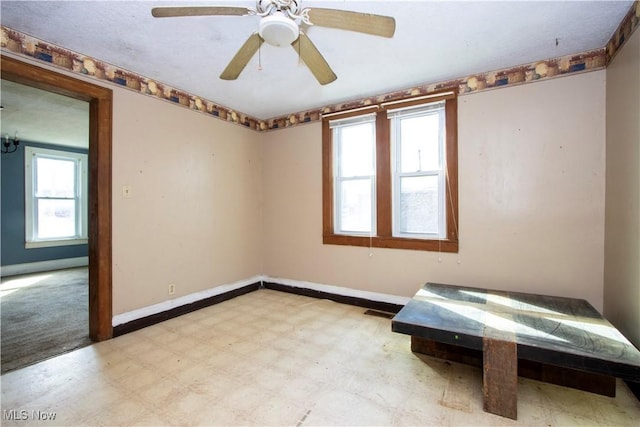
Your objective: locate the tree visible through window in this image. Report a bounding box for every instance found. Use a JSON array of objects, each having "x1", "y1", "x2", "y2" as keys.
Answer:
[
  {"x1": 25, "y1": 146, "x2": 88, "y2": 248},
  {"x1": 322, "y1": 91, "x2": 458, "y2": 252}
]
